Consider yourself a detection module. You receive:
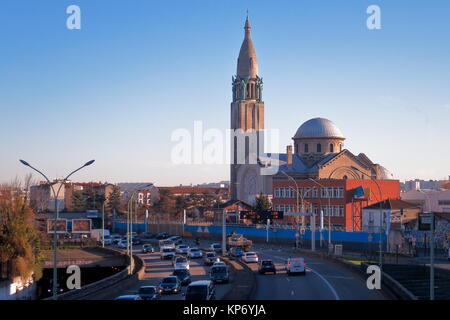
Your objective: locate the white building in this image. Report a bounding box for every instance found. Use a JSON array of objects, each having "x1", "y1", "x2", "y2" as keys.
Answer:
[{"x1": 401, "y1": 189, "x2": 450, "y2": 213}]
